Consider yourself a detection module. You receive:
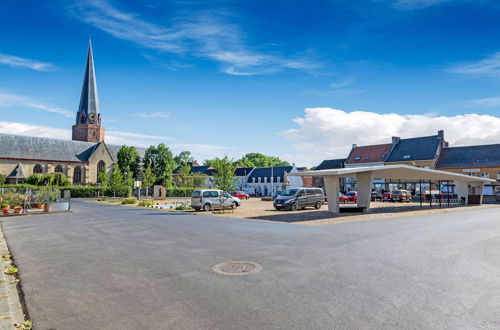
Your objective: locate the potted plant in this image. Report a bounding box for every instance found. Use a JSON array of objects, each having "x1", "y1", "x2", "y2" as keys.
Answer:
[
  {"x1": 1, "y1": 202, "x2": 9, "y2": 215},
  {"x1": 13, "y1": 205, "x2": 23, "y2": 214}
]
